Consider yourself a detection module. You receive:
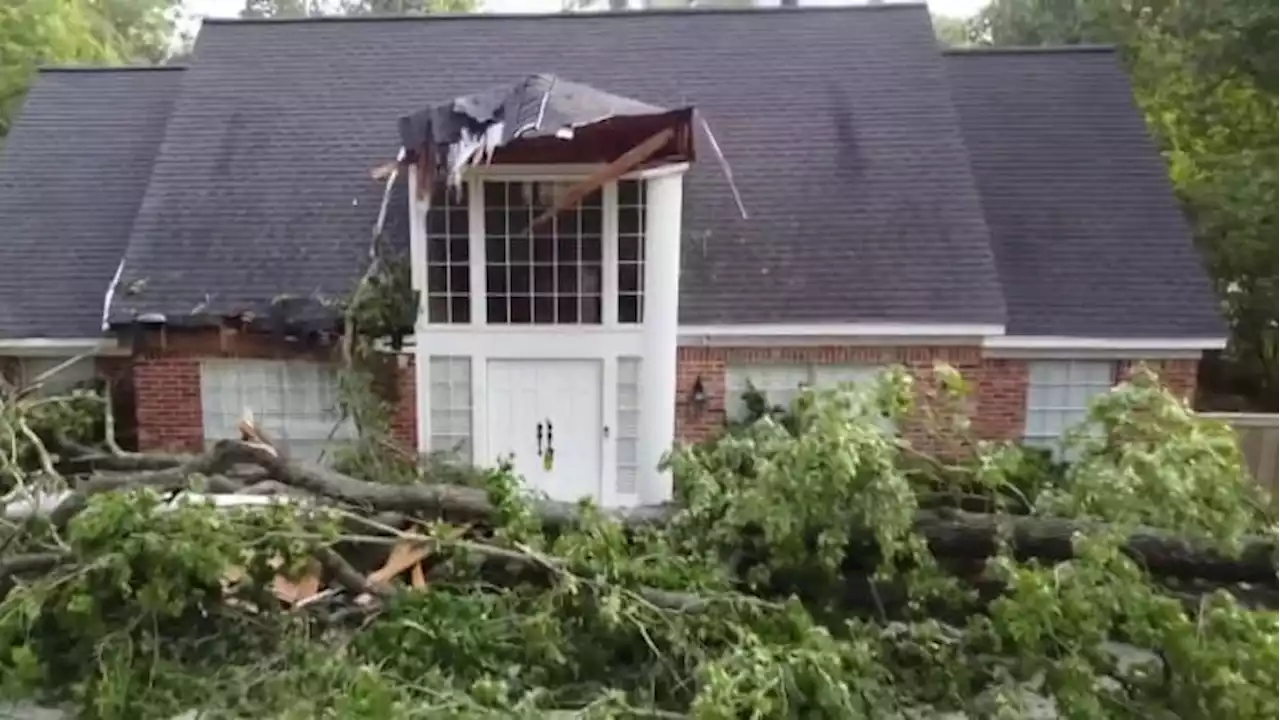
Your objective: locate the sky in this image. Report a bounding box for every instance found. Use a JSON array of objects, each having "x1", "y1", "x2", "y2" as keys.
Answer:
[{"x1": 181, "y1": 0, "x2": 989, "y2": 32}]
